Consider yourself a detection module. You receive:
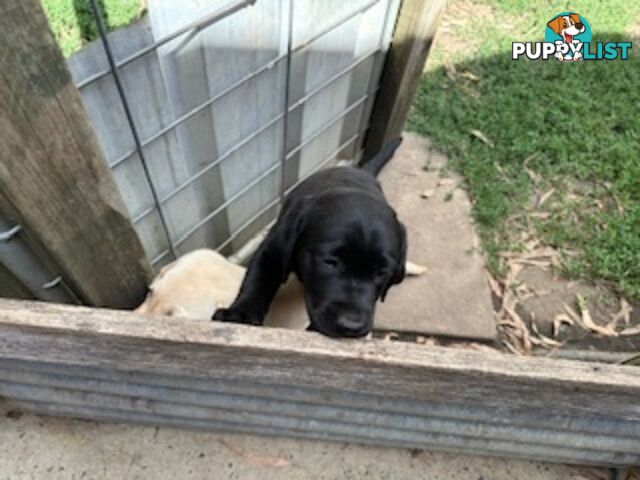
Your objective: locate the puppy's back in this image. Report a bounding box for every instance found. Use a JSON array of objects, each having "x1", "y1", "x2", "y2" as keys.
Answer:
[
  {"x1": 135, "y1": 249, "x2": 245, "y2": 319},
  {"x1": 136, "y1": 249, "x2": 308, "y2": 330}
]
